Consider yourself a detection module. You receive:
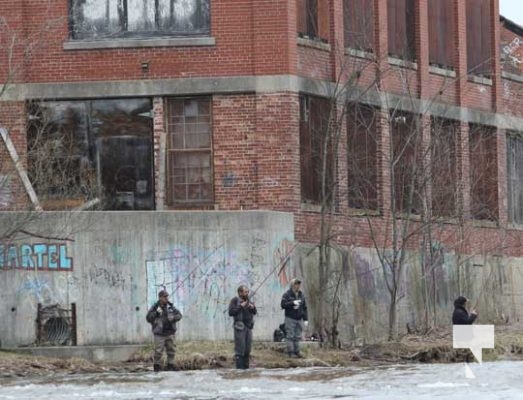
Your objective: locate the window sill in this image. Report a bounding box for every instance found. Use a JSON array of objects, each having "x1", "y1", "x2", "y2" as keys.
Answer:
[
  {"x1": 345, "y1": 48, "x2": 375, "y2": 60},
  {"x1": 63, "y1": 36, "x2": 216, "y2": 50},
  {"x1": 508, "y1": 222, "x2": 523, "y2": 230},
  {"x1": 469, "y1": 218, "x2": 499, "y2": 228},
  {"x1": 501, "y1": 71, "x2": 523, "y2": 83},
  {"x1": 346, "y1": 207, "x2": 381, "y2": 217},
  {"x1": 429, "y1": 65, "x2": 456, "y2": 78},
  {"x1": 388, "y1": 56, "x2": 418, "y2": 70},
  {"x1": 297, "y1": 37, "x2": 331, "y2": 52},
  {"x1": 468, "y1": 75, "x2": 493, "y2": 86}
]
